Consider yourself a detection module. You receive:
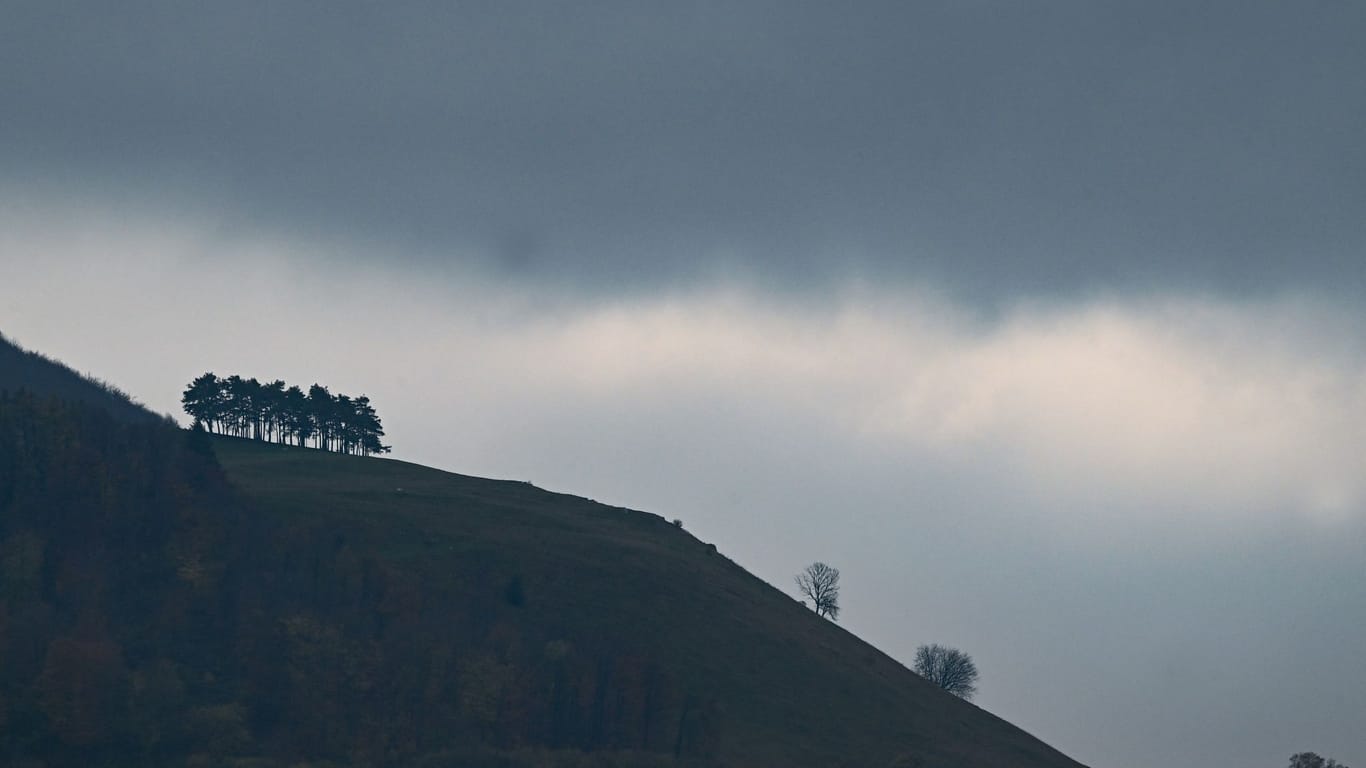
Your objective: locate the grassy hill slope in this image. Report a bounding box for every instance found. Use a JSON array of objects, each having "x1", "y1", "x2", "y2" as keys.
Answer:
[{"x1": 214, "y1": 438, "x2": 1085, "y2": 768}]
